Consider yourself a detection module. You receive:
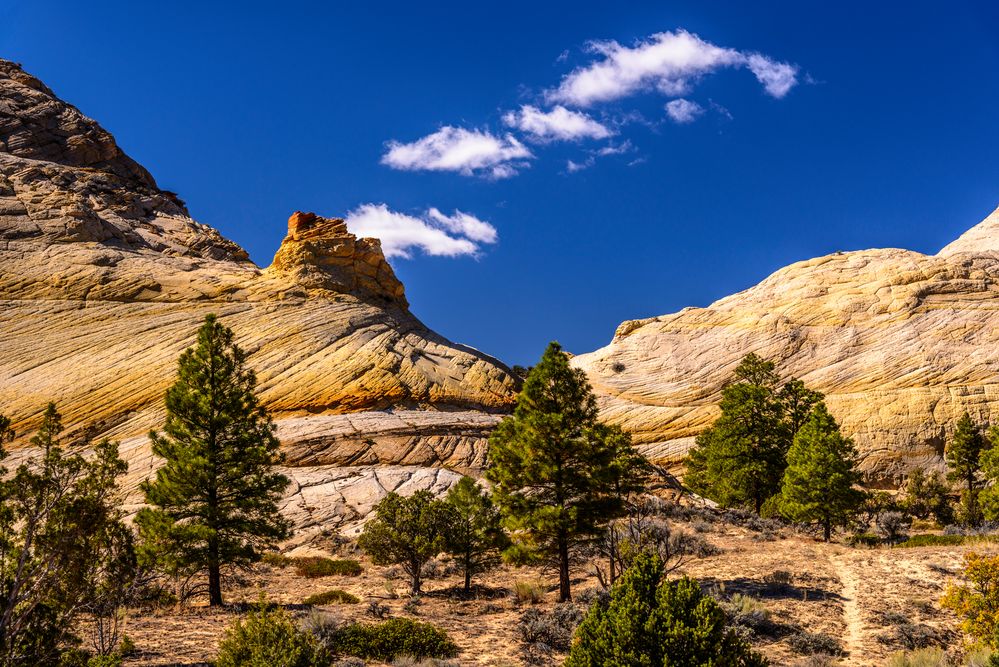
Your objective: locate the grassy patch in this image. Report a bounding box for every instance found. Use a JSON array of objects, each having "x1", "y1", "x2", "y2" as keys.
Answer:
[
  {"x1": 304, "y1": 589, "x2": 361, "y2": 605},
  {"x1": 294, "y1": 557, "x2": 363, "y2": 578},
  {"x1": 896, "y1": 534, "x2": 999, "y2": 548}
]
